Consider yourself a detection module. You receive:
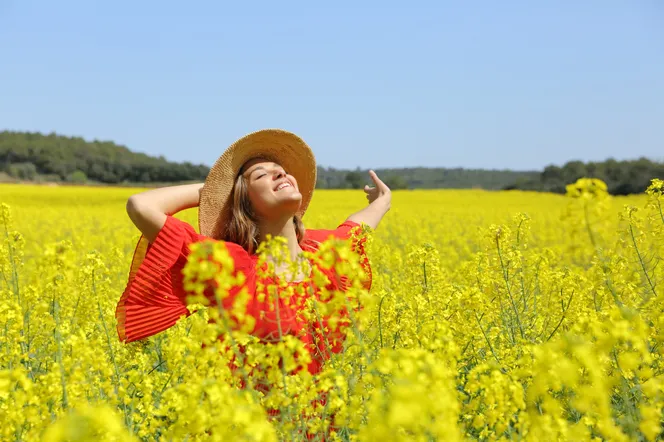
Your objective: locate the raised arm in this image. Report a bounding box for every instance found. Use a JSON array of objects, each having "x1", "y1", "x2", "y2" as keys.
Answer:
[
  {"x1": 126, "y1": 182, "x2": 204, "y2": 243},
  {"x1": 346, "y1": 170, "x2": 391, "y2": 230}
]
